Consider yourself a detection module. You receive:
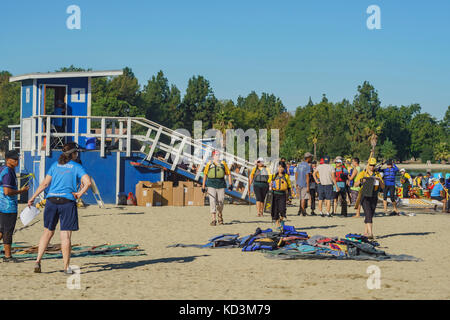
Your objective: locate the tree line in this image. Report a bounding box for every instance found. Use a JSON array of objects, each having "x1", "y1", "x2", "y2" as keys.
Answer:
[{"x1": 0, "y1": 67, "x2": 449, "y2": 163}]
